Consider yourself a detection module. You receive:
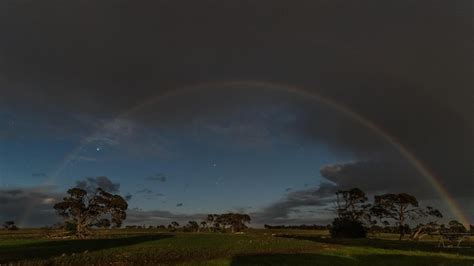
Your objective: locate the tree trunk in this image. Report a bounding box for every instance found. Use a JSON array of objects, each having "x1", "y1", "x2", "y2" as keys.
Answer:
[{"x1": 76, "y1": 221, "x2": 89, "y2": 239}]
